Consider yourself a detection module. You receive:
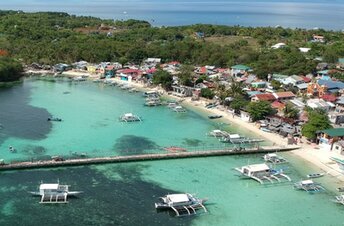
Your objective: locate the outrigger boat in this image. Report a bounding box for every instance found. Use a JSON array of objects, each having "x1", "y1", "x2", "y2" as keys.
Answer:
[
  {"x1": 207, "y1": 129, "x2": 230, "y2": 138},
  {"x1": 234, "y1": 163, "x2": 291, "y2": 184},
  {"x1": 155, "y1": 193, "x2": 207, "y2": 217},
  {"x1": 172, "y1": 106, "x2": 187, "y2": 113},
  {"x1": 30, "y1": 181, "x2": 83, "y2": 203},
  {"x1": 332, "y1": 194, "x2": 344, "y2": 205},
  {"x1": 263, "y1": 153, "x2": 288, "y2": 164},
  {"x1": 293, "y1": 180, "x2": 324, "y2": 192},
  {"x1": 119, "y1": 113, "x2": 142, "y2": 122}
]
